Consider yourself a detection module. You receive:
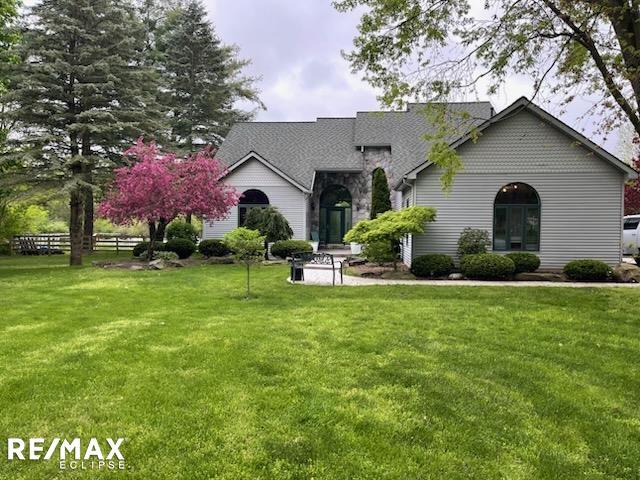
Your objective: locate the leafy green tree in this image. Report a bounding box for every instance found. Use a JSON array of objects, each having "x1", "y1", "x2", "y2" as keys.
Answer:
[
  {"x1": 223, "y1": 227, "x2": 265, "y2": 299},
  {"x1": 370, "y1": 167, "x2": 391, "y2": 219},
  {"x1": 244, "y1": 206, "x2": 293, "y2": 260},
  {"x1": 345, "y1": 206, "x2": 437, "y2": 269},
  {"x1": 335, "y1": 0, "x2": 640, "y2": 185},
  {"x1": 5, "y1": 0, "x2": 161, "y2": 265},
  {"x1": 156, "y1": 0, "x2": 263, "y2": 152},
  {"x1": 0, "y1": 0, "x2": 19, "y2": 71},
  {"x1": 0, "y1": 0, "x2": 21, "y2": 210}
]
